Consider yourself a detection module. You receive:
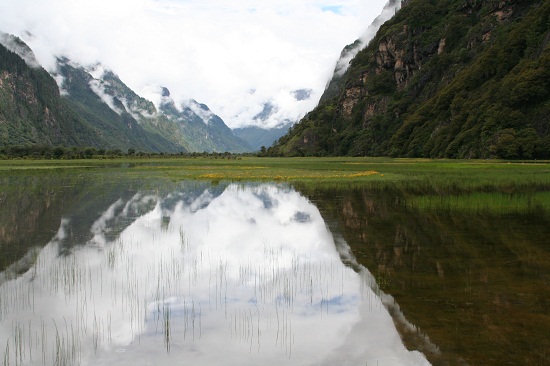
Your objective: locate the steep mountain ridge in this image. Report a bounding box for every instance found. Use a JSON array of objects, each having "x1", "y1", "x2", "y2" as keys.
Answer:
[
  {"x1": 159, "y1": 94, "x2": 253, "y2": 153},
  {"x1": 270, "y1": 0, "x2": 550, "y2": 159},
  {"x1": 322, "y1": 0, "x2": 403, "y2": 102},
  {"x1": 56, "y1": 60, "x2": 251, "y2": 152}
]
